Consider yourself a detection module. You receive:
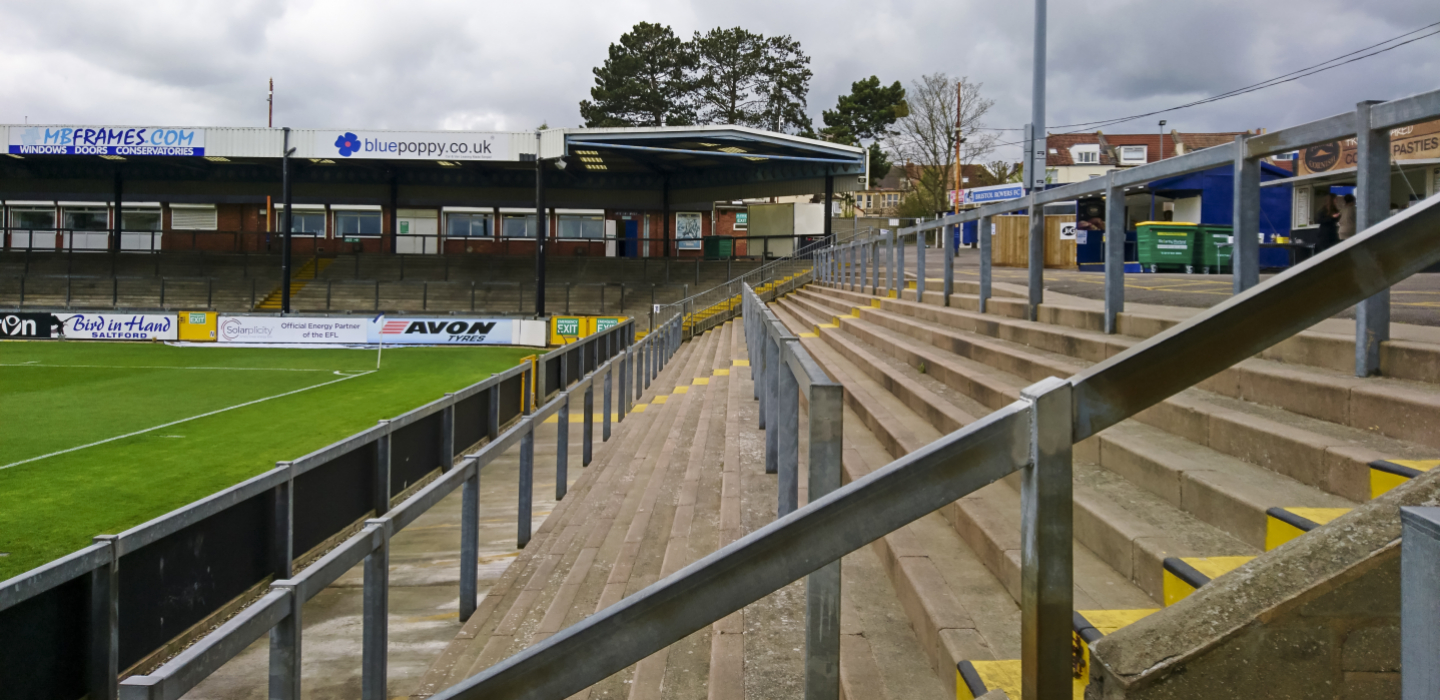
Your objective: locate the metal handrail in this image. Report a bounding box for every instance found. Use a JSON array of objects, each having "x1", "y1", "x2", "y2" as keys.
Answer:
[
  {"x1": 112, "y1": 315, "x2": 685, "y2": 700},
  {"x1": 430, "y1": 187, "x2": 1440, "y2": 698},
  {"x1": 653, "y1": 228, "x2": 887, "y2": 340},
  {"x1": 0, "y1": 314, "x2": 686, "y2": 700}
]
